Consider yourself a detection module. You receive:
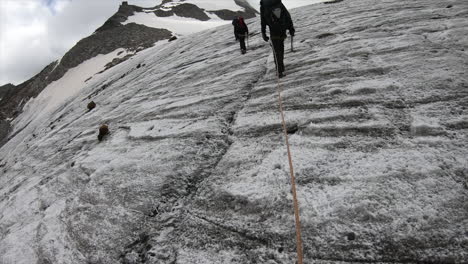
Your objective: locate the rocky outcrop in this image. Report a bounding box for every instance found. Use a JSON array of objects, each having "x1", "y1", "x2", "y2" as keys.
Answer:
[
  {"x1": 155, "y1": 3, "x2": 211, "y2": 21},
  {"x1": 0, "y1": 83, "x2": 15, "y2": 99},
  {"x1": 50, "y1": 23, "x2": 171, "y2": 79},
  {"x1": 208, "y1": 8, "x2": 255, "y2": 20},
  {"x1": 95, "y1": 3, "x2": 144, "y2": 32}
]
